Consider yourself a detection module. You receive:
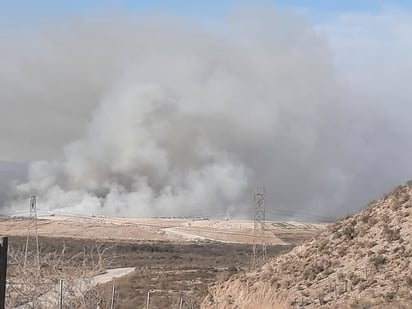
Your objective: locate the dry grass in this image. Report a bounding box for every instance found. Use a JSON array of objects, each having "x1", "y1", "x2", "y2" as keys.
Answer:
[
  {"x1": 203, "y1": 183, "x2": 412, "y2": 308},
  {"x1": 4, "y1": 236, "x2": 301, "y2": 308},
  {"x1": 6, "y1": 239, "x2": 114, "y2": 308}
]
